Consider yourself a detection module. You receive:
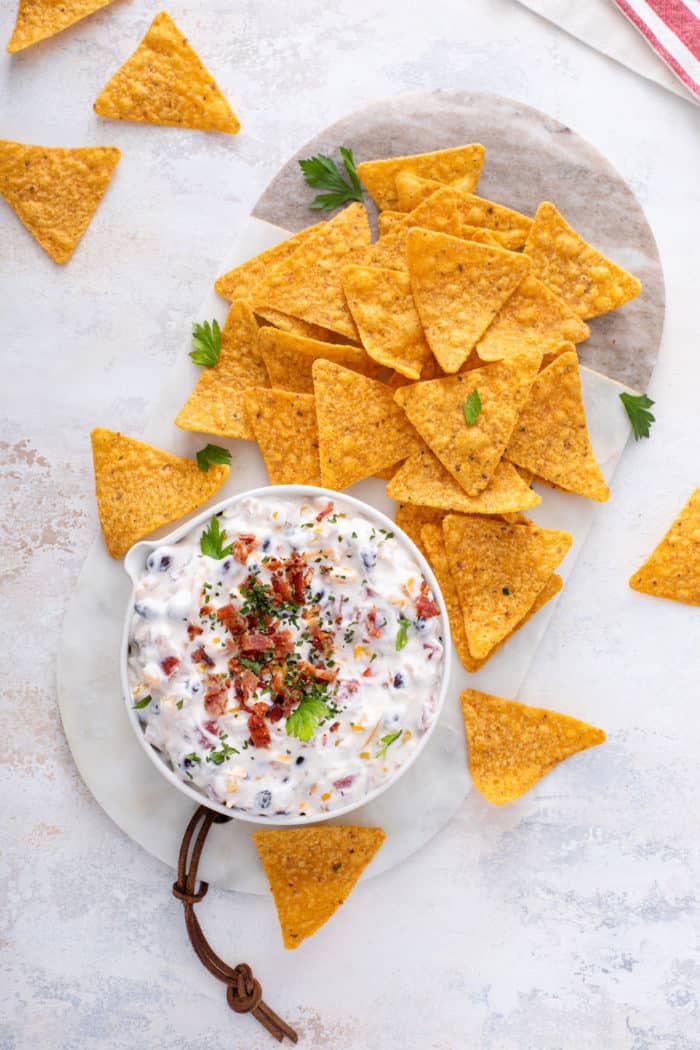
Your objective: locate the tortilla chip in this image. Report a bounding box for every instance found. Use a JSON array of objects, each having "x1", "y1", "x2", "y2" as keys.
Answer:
[
  {"x1": 362, "y1": 219, "x2": 410, "y2": 271},
  {"x1": 214, "y1": 224, "x2": 323, "y2": 302},
  {"x1": 460, "y1": 688, "x2": 606, "y2": 804},
  {"x1": 374, "y1": 460, "x2": 404, "y2": 481},
  {"x1": 395, "y1": 348, "x2": 542, "y2": 496},
  {"x1": 421, "y1": 524, "x2": 562, "y2": 671},
  {"x1": 252, "y1": 203, "x2": 370, "y2": 339},
  {"x1": 254, "y1": 308, "x2": 350, "y2": 343},
  {"x1": 356, "y1": 144, "x2": 485, "y2": 211},
  {"x1": 253, "y1": 826, "x2": 385, "y2": 949},
  {"x1": 387, "y1": 449, "x2": 540, "y2": 514},
  {"x1": 394, "y1": 503, "x2": 446, "y2": 559},
  {"x1": 175, "y1": 300, "x2": 266, "y2": 439},
  {"x1": 6, "y1": 0, "x2": 116, "y2": 52},
  {"x1": 342, "y1": 264, "x2": 431, "y2": 380},
  {"x1": 0, "y1": 140, "x2": 120, "y2": 264},
  {"x1": 94, "y1": 12, "x2": 240, "y2": 133},
  {"x1": 91, "y1": 427, "x2": 229, "y2": 559},
  {"x1": 377, "y1": 210, "x2": 406, "y2": 236},
  {"x1": 476, "y1": 275, "x2": 590, "y2": 361},
  {"x1": 443, "y1": 514, "x2": 572, "y2": 658},
  {"x1": 395, "y1": 171, "x2": 478, "y2": 212},
  {"x1": 258, "y1": 326, "x2": 379, "y2": 394},
  {"x1": 244, "y1": 389, "x2": 321, "y2": 486},
  {"x1": 408, "y1": 185, "x2": 532, "y2": 250},
  {"x1": 313, "y1": 360, "x2": 421, "y2": 490},
  {"x1": 629, "y1": 488, "x2": 700, "y2": 606},
  {"x1": 407, "y1": 228, "x2": 531, "y2": 373},
  {"x1": 524, "y1": 202, "x2": 641, "y2": 319},
  {"x1": 506, "y1": 351, "x2": 609, "y2": 502}
]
